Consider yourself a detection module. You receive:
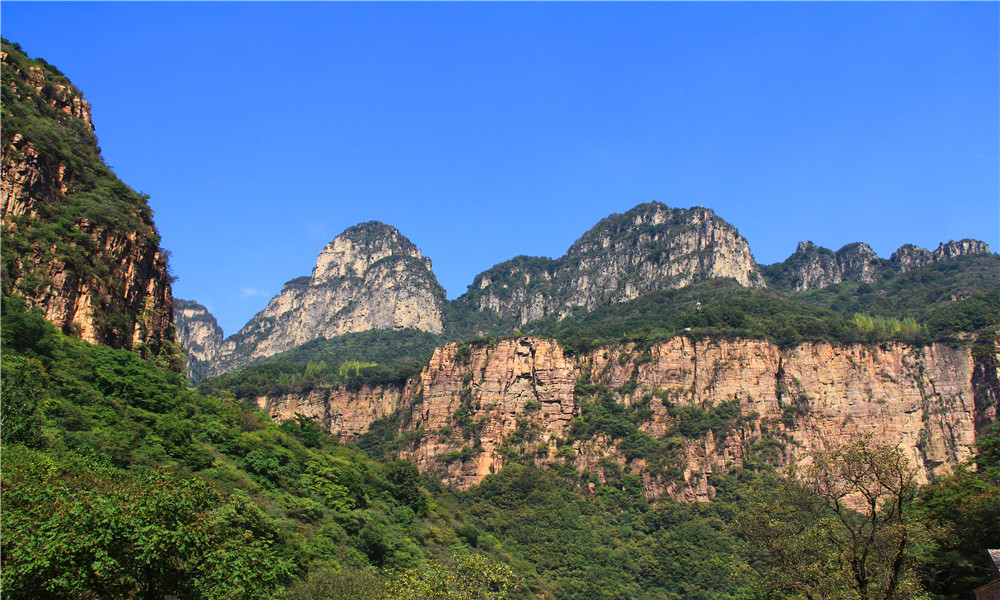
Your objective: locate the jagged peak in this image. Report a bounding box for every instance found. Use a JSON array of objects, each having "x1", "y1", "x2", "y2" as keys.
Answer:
[
  {"x1": 835, "y1": 241, "x2": 877, "y2": 257},
  {"x1": 311, "y1": 221, "x2": 431, "y2": 284},
  {"x1": 932, "y1": 238, "x2": 991, "y2": 260},
  {"x1": 567, "y1": 203, "x2": 730, "y2": 257},
  {"x1": 890, "y1": 239, "x2": 992, "y2": 272}
]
